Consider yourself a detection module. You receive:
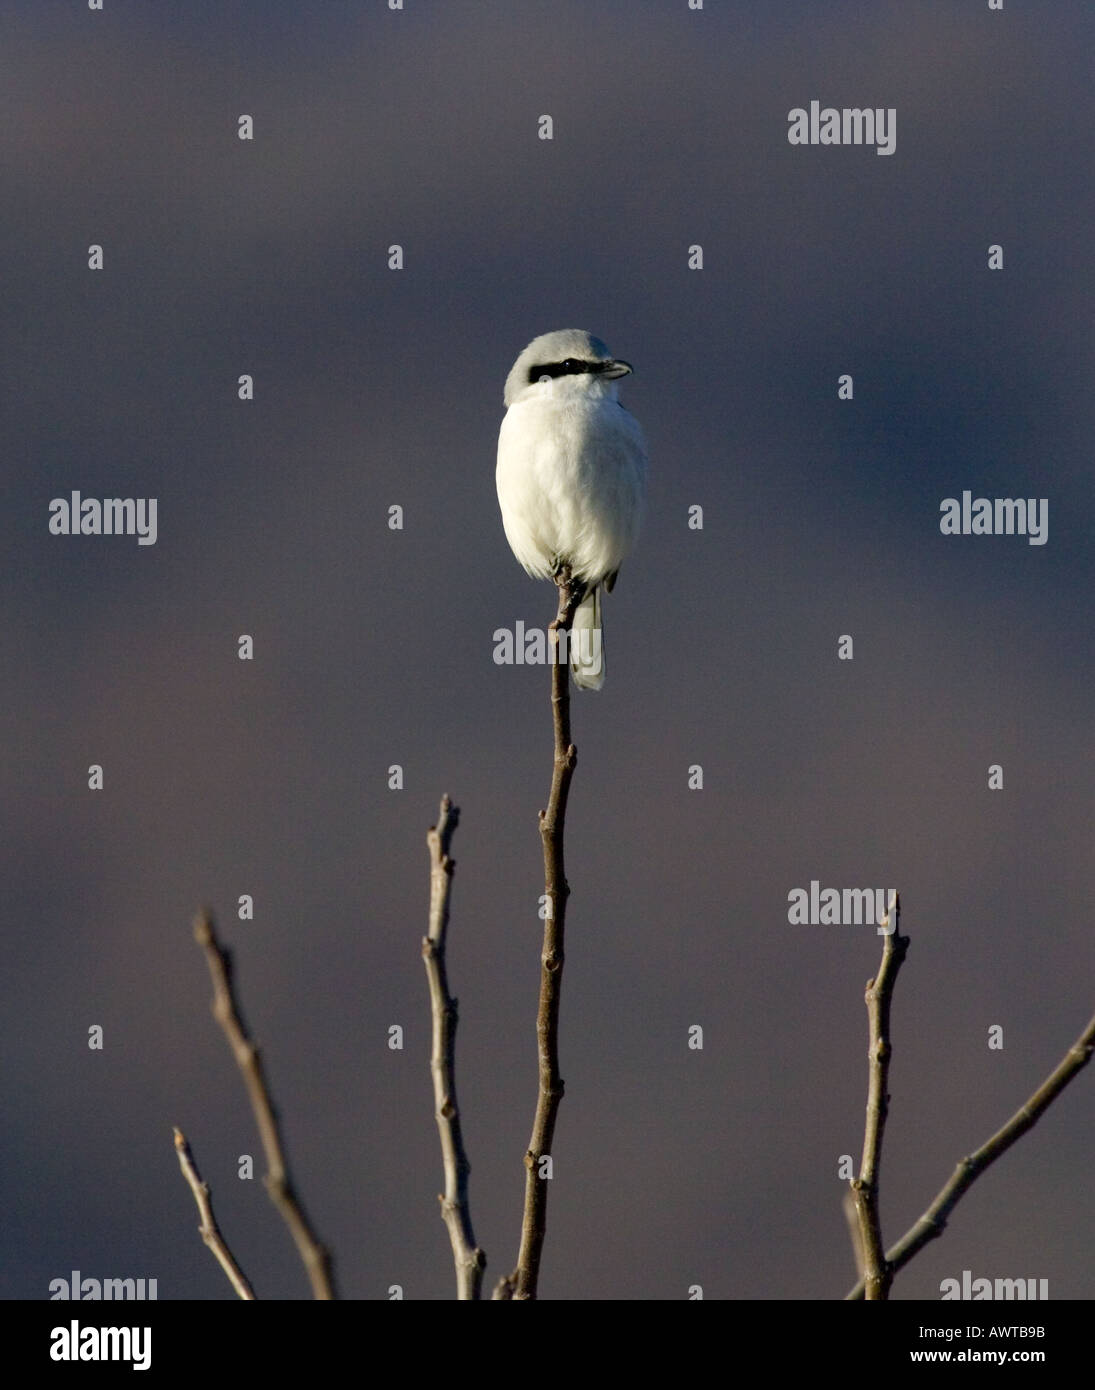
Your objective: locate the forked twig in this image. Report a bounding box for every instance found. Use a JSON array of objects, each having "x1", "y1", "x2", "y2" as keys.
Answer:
[
  {"x1": 847, "y1": 994, "x2": 1095, "y2": 1299},
  {"x1": 192, "y1": 910, "x2": 337, "y2": 1300},
  {"x1": 848, "y1": 894, "x2": 906, "y2": 1299}
]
